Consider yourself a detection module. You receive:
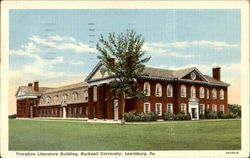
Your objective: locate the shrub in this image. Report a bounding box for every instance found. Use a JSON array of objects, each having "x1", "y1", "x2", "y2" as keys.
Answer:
[
  {"x1": 174, "y1": 113, "x2": 191, "y2": 120},
  {"x1": 8, "y1": 114, "x2": 17, "y2": 119},
  {"x1": 199, "y1": 114, "x2": 205, "y2": 119},
  {"x1": 124, "y1": 111, "x2": 158, "y2": 122},
  {"x1": 163, "y1": 112, "x2": 175, "y2": 121},
  {"x1": 205, "y1": 112, "x2": 218, "y2": 119}
]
